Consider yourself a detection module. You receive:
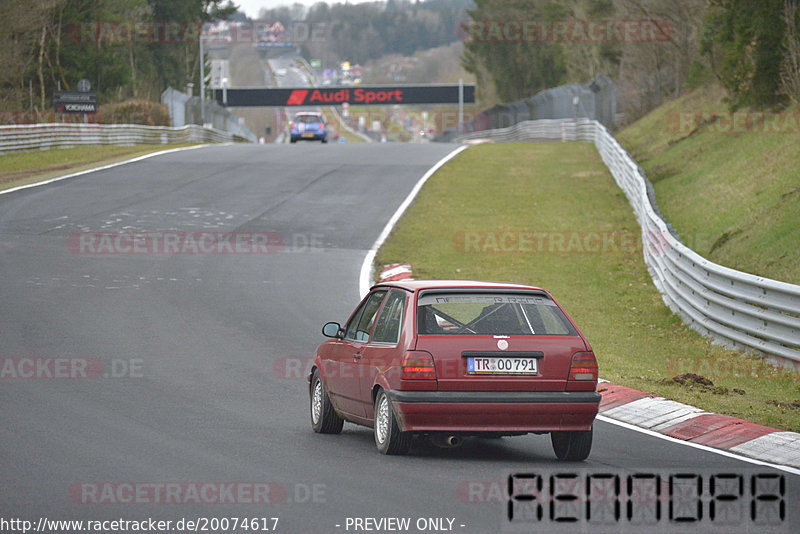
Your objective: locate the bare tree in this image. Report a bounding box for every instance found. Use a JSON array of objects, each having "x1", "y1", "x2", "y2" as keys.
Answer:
[
  {"x1": 558, "y1": 0, "x2": 622, "y2": 84},
  {"x1": 0, "y1": 0, "x2": 51, "y2": 111},
  {"x1": 780, "y1": 0, "x2": 800, "y2": 105},
  {"x1": 615, "y1": 0, "x2": 708, "y2": 121}
]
